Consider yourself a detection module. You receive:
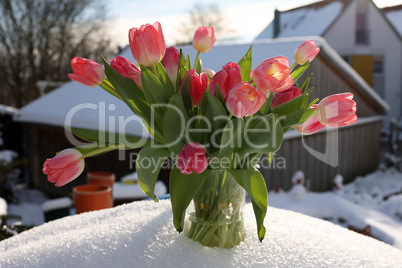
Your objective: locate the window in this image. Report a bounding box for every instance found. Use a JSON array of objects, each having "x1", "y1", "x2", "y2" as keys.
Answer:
[{"x1": 355, "y1": 0, "x2": 369, "y2": 45}]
